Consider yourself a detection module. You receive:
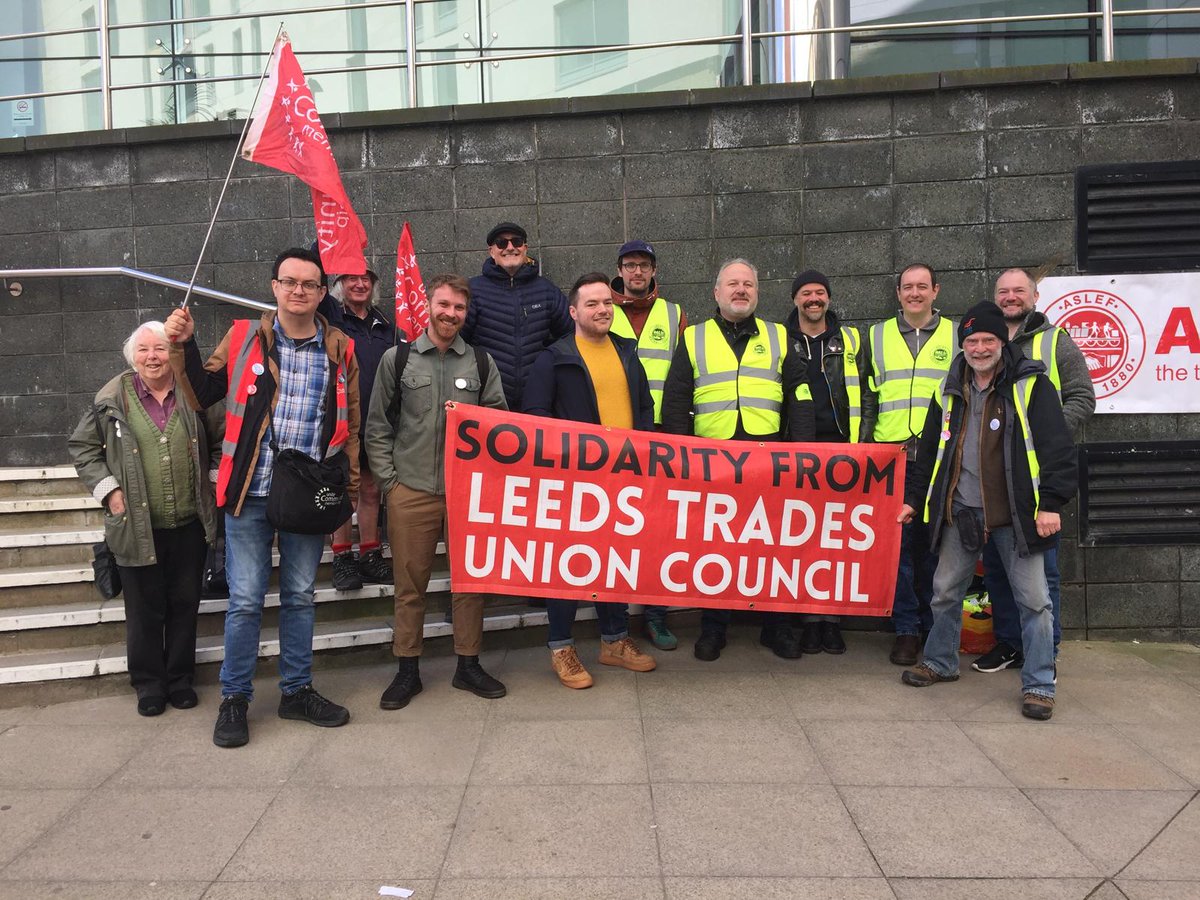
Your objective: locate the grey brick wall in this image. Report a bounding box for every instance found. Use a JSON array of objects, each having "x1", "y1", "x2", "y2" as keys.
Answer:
[{"x1": 2, "y1": 60, "x2": 1198, "y2": 639}]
